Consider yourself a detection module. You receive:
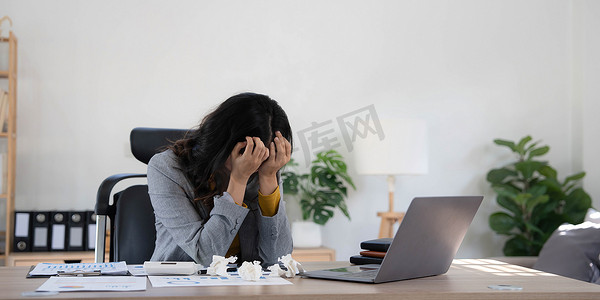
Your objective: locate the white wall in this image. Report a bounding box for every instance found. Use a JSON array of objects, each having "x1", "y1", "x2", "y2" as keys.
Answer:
[
  {"x1": 578, "y1": 1, "x2": 600, "y2": 213},
  {"x1": 1, "y1": 0, "x2": 598, "y2": 260}
]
